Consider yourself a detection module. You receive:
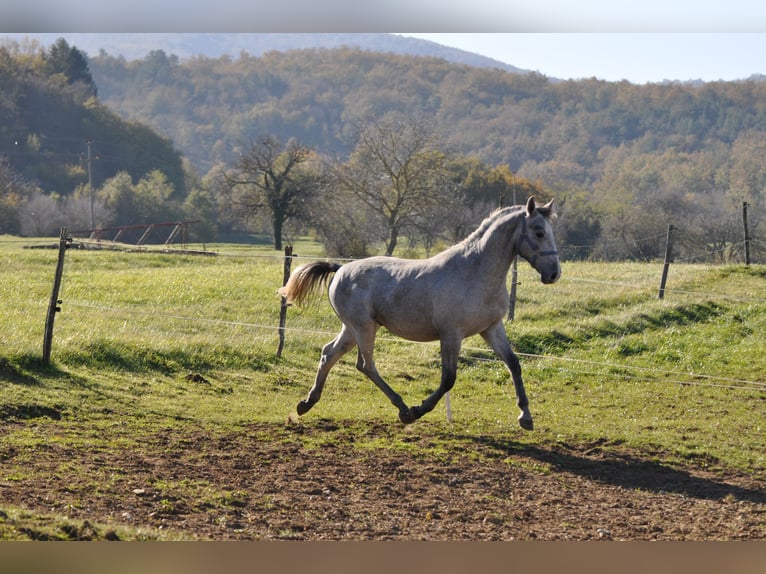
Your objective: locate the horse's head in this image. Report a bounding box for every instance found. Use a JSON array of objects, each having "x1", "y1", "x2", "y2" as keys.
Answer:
[{"x1": 517, "y1": 196, "x2": 561, "y2": 284}]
